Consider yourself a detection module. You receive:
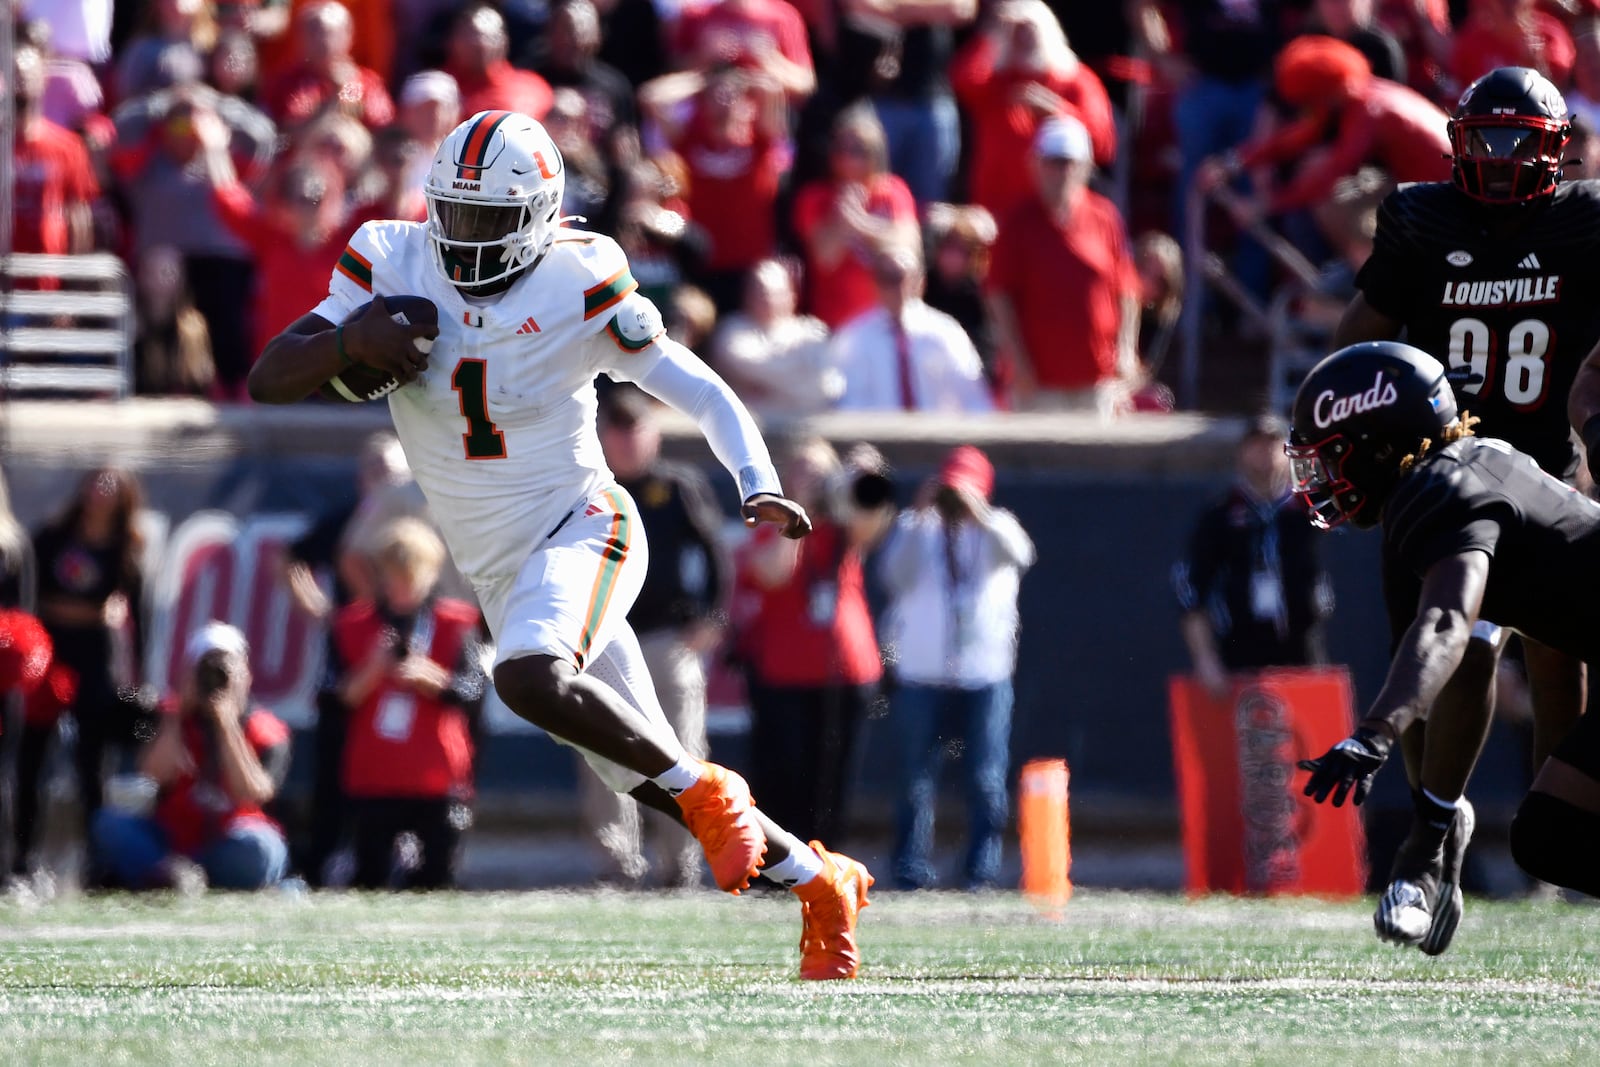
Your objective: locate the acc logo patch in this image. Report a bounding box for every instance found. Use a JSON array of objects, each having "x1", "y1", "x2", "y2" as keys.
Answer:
[{"x1": 1447, "y1": 250, "x2": 1473, "y2": 267}]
